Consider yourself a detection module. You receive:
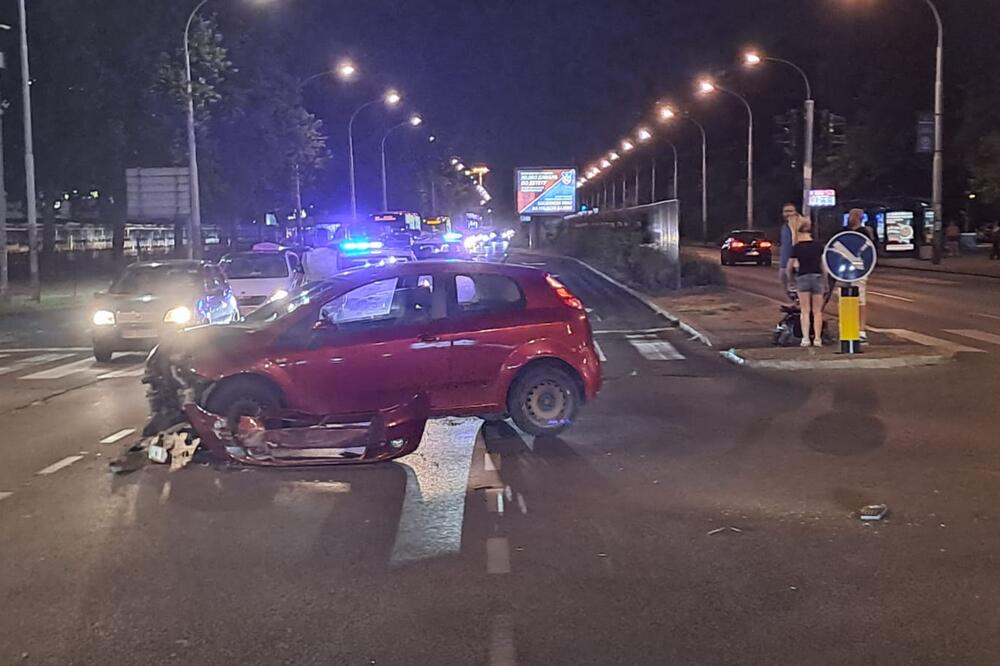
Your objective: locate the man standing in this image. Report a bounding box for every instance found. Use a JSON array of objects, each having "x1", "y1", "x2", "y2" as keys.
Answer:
[
  {"x1": 945, "y1": 221, "x2": 961, "y2": 257},
  {"x1": 846, "y1": 208, "x2": 875, "y2": 341},
  {"x1": 778, "y1": 203, "x2": 801, "y2": 294},
  {"x1": 990, "y1": 220, "x2": 1000, "y2": 261}
]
